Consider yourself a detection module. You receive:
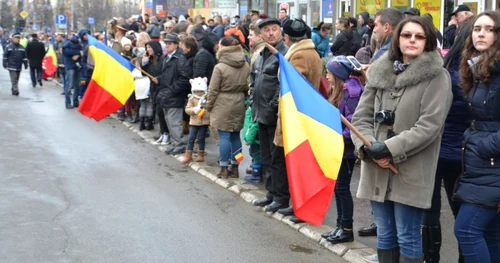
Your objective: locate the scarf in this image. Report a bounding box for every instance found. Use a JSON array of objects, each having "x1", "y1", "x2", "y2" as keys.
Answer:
[
  {"x1": 393, "y1": 60, "x2": 410, "y2": 74},
  {"x1": 467, "y1": 56, "x2": 480, "y2": 76}
]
